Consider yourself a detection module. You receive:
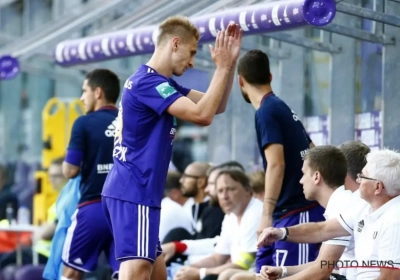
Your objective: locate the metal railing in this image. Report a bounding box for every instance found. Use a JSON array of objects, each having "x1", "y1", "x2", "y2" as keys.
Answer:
[{"x1": 0, "y1": 0, "x2": 142, "y2": 58}]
